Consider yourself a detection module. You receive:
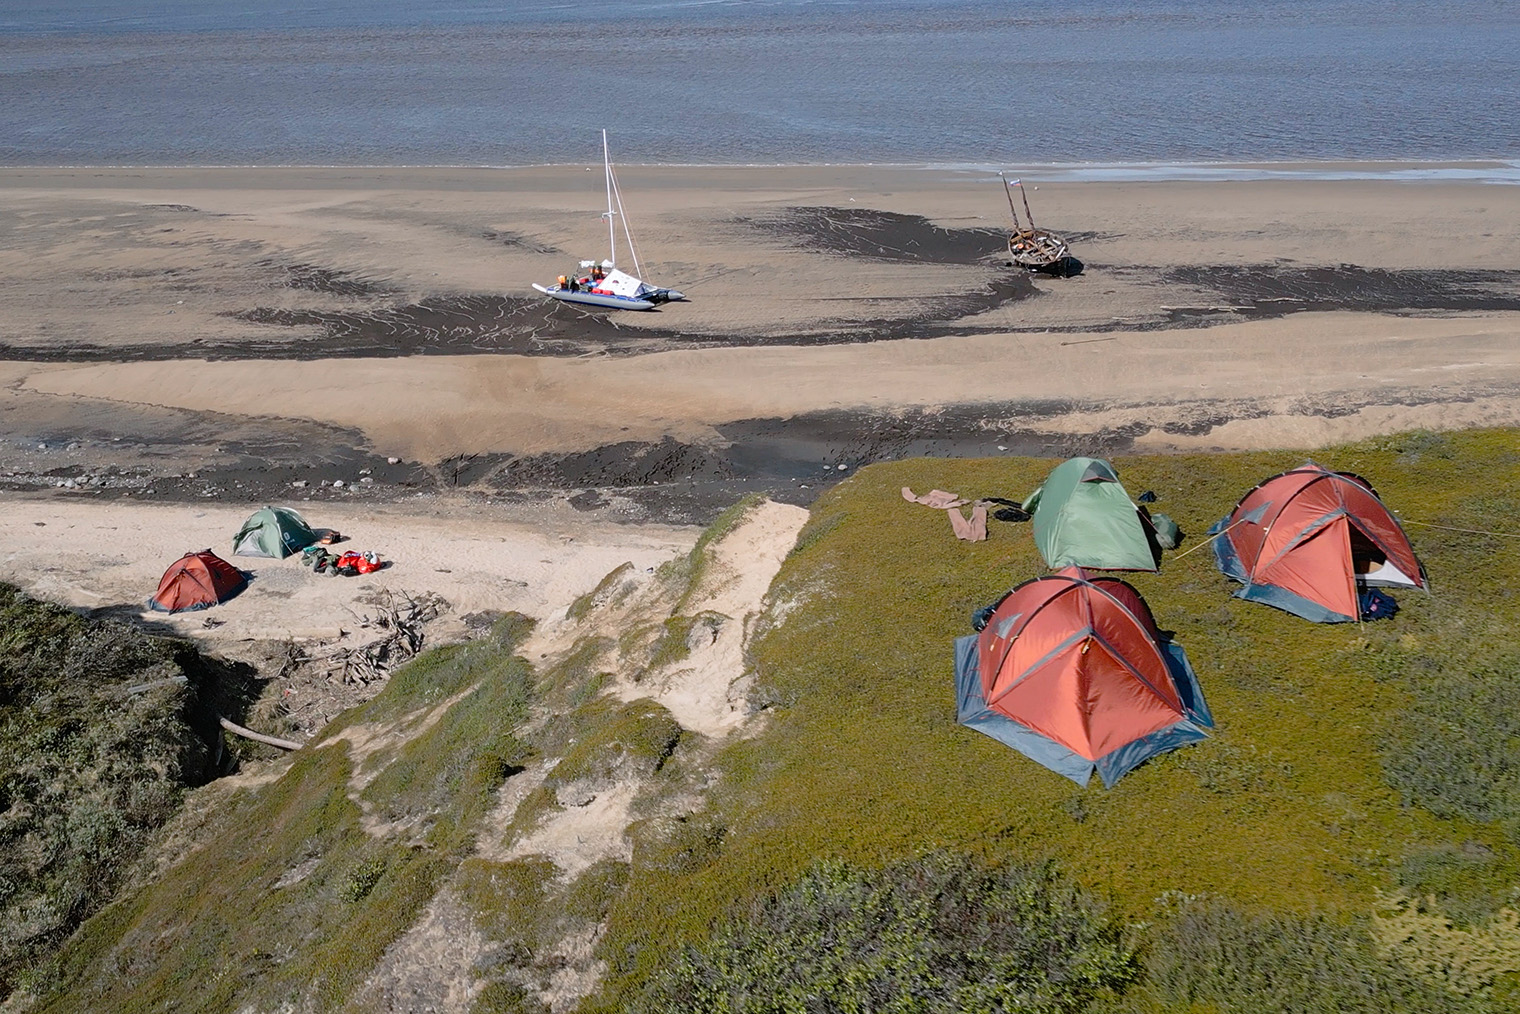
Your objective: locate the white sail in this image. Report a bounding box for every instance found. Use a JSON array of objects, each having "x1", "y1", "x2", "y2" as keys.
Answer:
[{"x1": 597, "y1": 268, "x2": 647, "y2": 298}]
